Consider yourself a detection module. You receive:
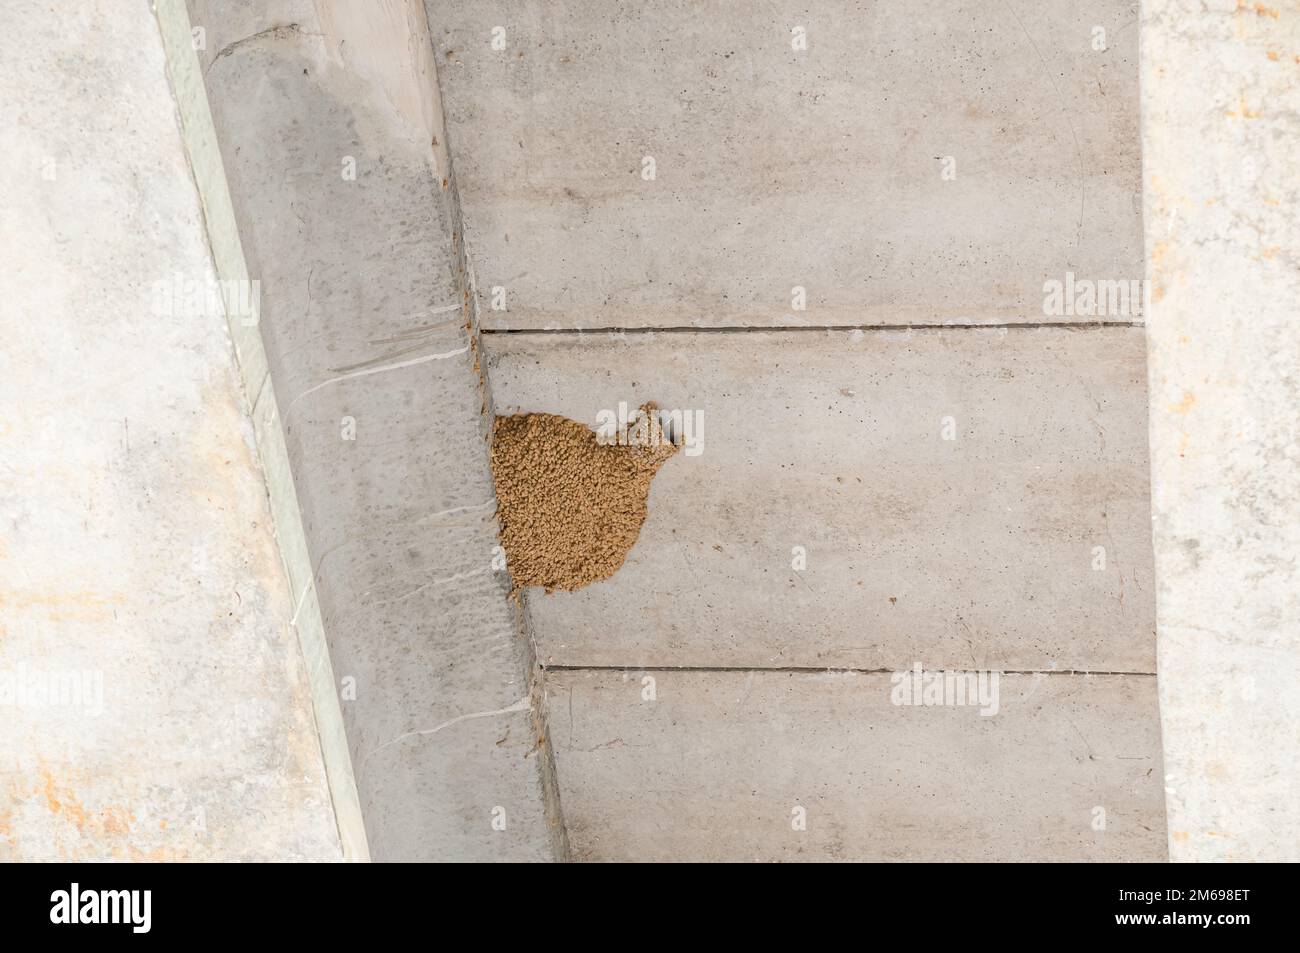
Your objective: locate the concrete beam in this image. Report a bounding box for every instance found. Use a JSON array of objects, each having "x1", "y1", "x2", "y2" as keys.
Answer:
[{"x1": 169, "y1": 0, "x2": 564, "y2": 860}]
